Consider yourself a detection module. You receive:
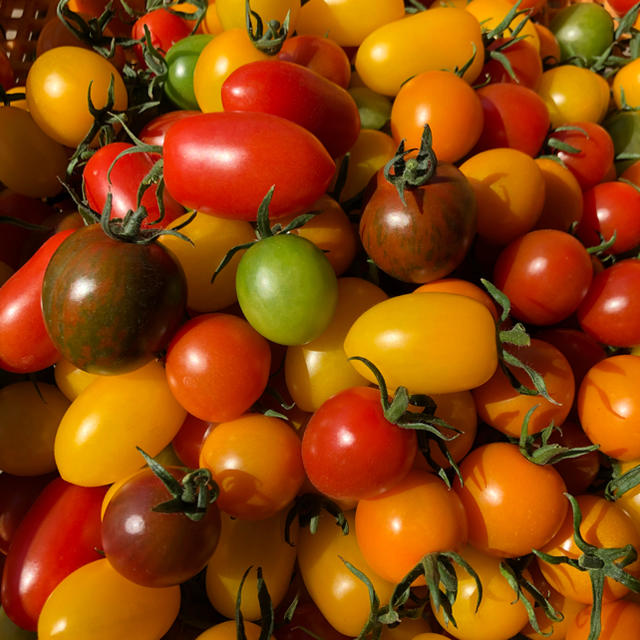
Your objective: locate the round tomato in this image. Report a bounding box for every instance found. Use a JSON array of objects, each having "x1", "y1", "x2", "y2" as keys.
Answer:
[
  {"x1": 480, "y1": 37, "x2": 542, "y2": 89},
  {"x1": 566, "y1": 599, "x2": 640, "y2": 640},
  {"x1": 454, "y1": 441, "x2": 568, "y2": 558},
  {"x1": 131, "y1": 7, "x2": 192, "y2": 66},
  {"x1": 612, "y1": 57, "x2": 640, "y2": 110},
  {"x1": 344, "y1": 292, "x2": 498, "y2": 395},
  {"x1": 25, "y1": 46, "x2": 128, "y2": 148}
]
